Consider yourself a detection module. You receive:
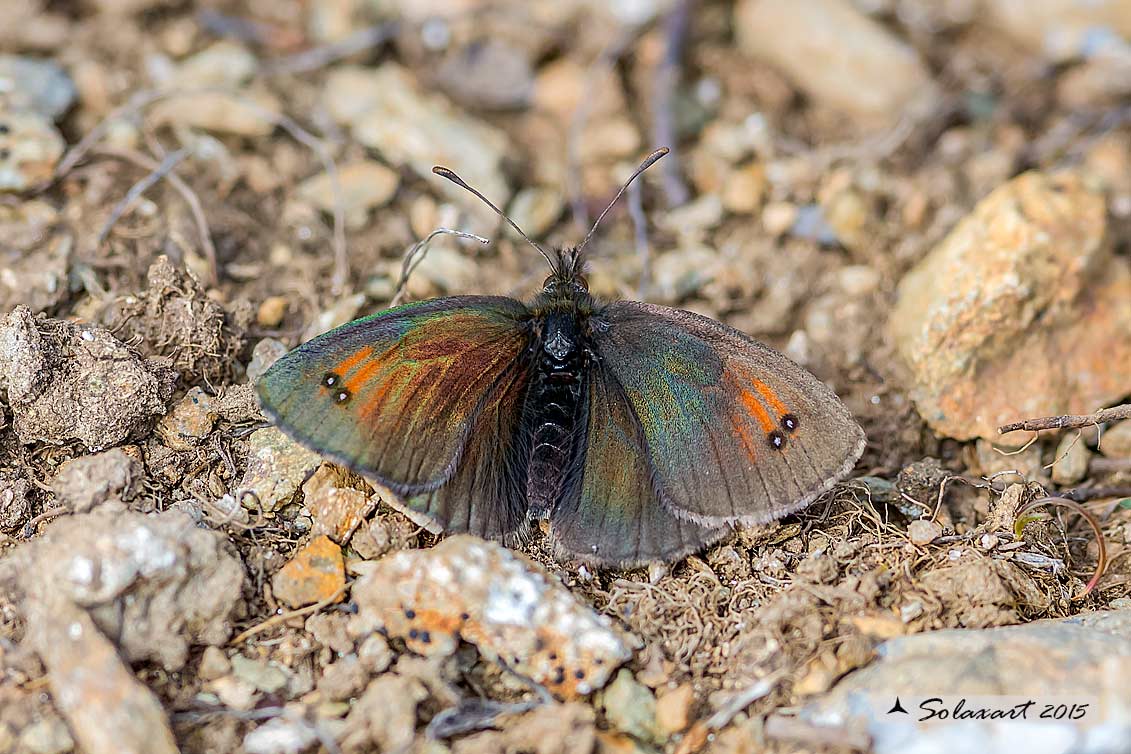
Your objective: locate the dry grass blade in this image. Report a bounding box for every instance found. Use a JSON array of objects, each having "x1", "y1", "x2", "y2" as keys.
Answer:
[
  {"x1": 1014, "y1": 496, "x2": 1109, "y2": 600},
  {"x1": 390, "y1": 228, "x2": 489, "y2": 307},
  {"x1": 999, "y1": 405, "x2": 1131, "y2": 434}
]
